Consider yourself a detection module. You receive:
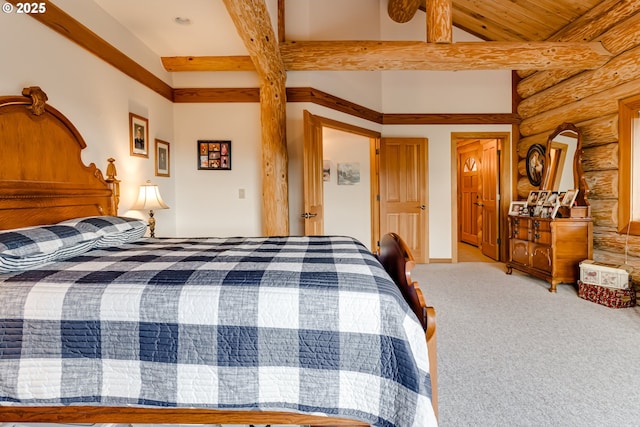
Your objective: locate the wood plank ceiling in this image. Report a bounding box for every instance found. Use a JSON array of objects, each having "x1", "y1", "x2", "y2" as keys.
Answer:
[{"x1": 438, "y1": 0, "x2": 603, "y2": 42}]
